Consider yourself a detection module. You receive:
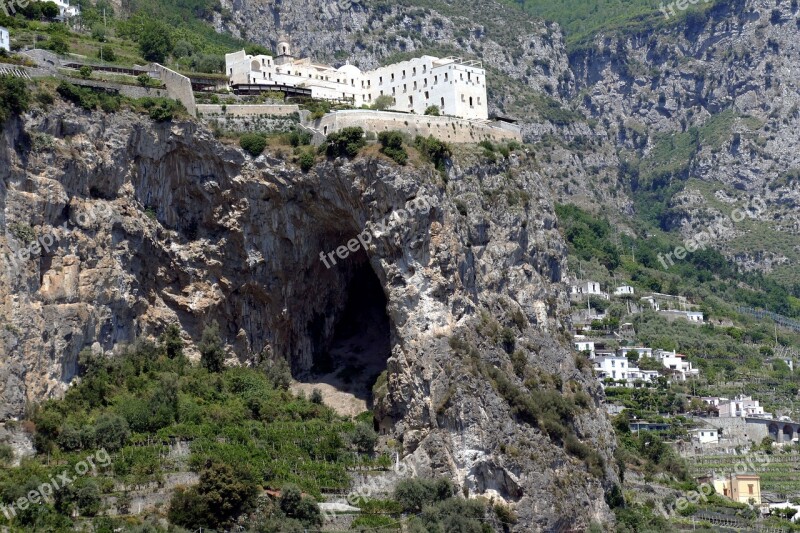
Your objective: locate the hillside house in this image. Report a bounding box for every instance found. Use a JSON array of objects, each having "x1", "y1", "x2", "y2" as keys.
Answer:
[
  {"x1": 0, "y1": 27, "x2": 8, "y2": 52},
  {"x1": 718, "y1": 395, "x2": 765, "y2": 418},
  {"x1": 614, "y1": 285, "x2": 635, "y2": 296}
]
